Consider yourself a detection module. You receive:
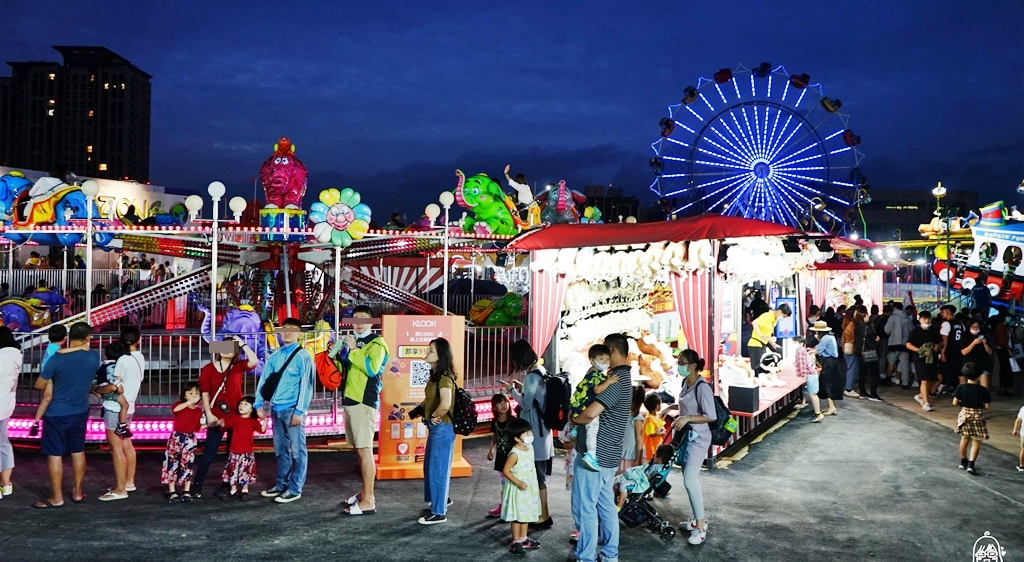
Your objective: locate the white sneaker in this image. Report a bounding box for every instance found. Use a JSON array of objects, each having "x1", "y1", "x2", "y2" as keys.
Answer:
[
  {"x1": 687, "y1": 526, "x2": 707, "y2": 545},
  {"x1": 0, "y1": 484, "x2": 10, "y2": 496},
  {"x1": 680, "y1": 519, "x2": 708, "y2": 532},
  {"x1": 913, "y1": 395, "x2": 925, "y2": 406},
  {"x1": 922, "y1": 403, "x2": 933, "y2": 412},
  {"x1": 843, "y1": 390, "x2": 860, "y2": 398},
  {"x1": 912, "y1": 382, "x2": 919, "y2": 388}
]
